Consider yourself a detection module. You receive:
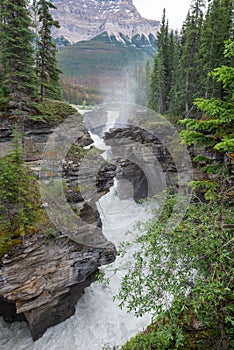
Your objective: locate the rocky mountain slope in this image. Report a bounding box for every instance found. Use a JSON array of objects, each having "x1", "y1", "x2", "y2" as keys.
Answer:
[
  {"x1": 57, "y1": 31, "x2": 156, "y2": 76},
  {"x1": 51, "y1": 0, "x2": 160, "y2": 44}
]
